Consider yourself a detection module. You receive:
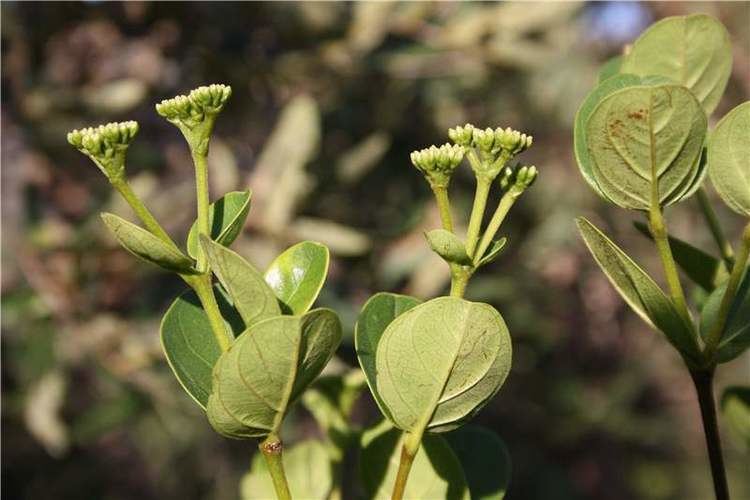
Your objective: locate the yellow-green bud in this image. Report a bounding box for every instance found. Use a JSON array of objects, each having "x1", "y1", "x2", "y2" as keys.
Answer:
[
  {"x1": 67, "y1": 121, "x2": 139, "y2": 181},
  {"x1": 448, "y1": 123, "x2": 475, "y2": 147},
  {"x1": 500, "y1": 163, "x2": 538, "y2": 196},
  {"x1": 411, "y1": 143, "x2": 465, "y2": 188},
  {"x1": 494, "y1": 127, "x2": 532, "y2": 156},
  {"x1": 156, "y1": 84, "x2": 232, "y2": 155},
  {"x1": 472, "y1": 127, "x2": 496, "y2": 154}
]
